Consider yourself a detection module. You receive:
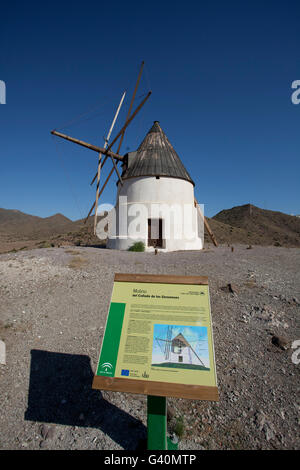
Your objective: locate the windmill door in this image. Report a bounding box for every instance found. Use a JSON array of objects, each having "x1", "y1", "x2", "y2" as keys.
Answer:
[{"x1": 148, "y1": 219, "x2": 163, "y2": 248}]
